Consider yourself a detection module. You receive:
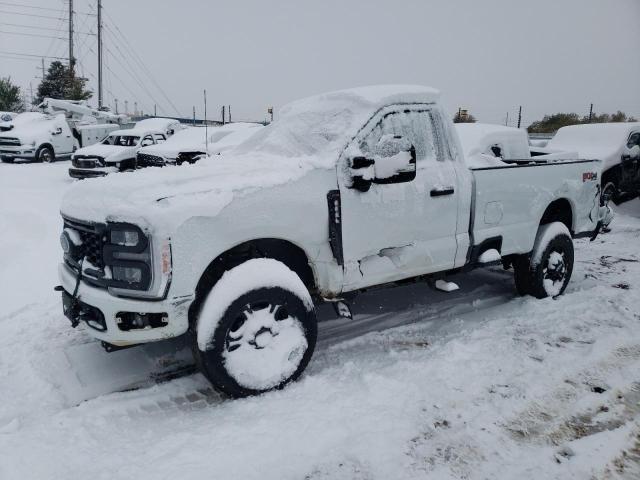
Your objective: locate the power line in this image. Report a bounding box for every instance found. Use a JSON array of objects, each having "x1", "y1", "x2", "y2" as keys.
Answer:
[
  {"x1": 0, "y1": 50, "x2": 67, "y2": 59},
  {"x1": 102, "y1": 9, "x2": 182, "y2": 116},
  {"x1": 0, "y1": 1, "x2": 66, "y2": 12},
  {"x1": 0, "y1": 29, "x2": 67, "y2": 40},
  {"x1": 0, "y1": 9, "x2": 66, "y2": 20}
]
